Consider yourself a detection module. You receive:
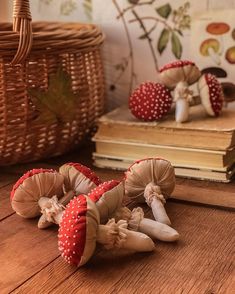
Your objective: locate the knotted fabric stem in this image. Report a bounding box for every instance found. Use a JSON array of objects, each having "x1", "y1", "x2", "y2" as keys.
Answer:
[
  {"x1": 128, "y1": 207, "x2": 144, "y2": 232},
  {"x1": 40, "y1": 195, "x2": 65, "y2": 224},
  {"x1": 174, "y1": 81, "x2": 193, "y2": 103},
  {"x1": 12, "y1": 0, "x2": 32, "y2": 64},
  {"x1": 100, "y1": 219, "x2": 128, "y2": 250},
  {"x1": 144, "y1": 183, "x2": 166, "y2": 206}
]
